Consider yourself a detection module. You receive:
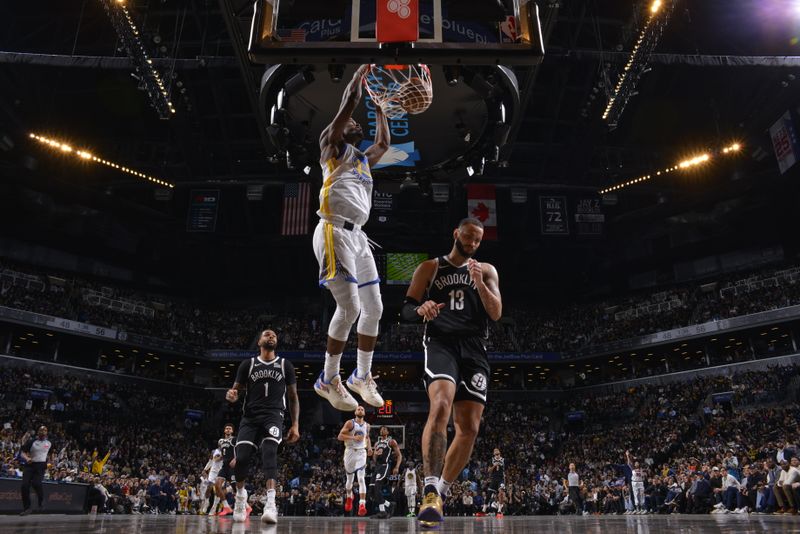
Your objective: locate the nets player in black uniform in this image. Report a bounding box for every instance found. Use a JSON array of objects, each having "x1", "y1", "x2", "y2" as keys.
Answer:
[
  {"x1": 212, "y1": 423, "x2": 236, "y2": 516},
  {"x1": 225, "y1": 329, "x2": 300, "y2": 524},
  {"x1": 401, "y1": 217, "x2": 502, "y2": 528},
  {"x1": 371, "y1": 425, "x2": 403, "y2": 519},
  {"x1": 489, "y1": 448, "x2": 505, "y2": 495}
]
